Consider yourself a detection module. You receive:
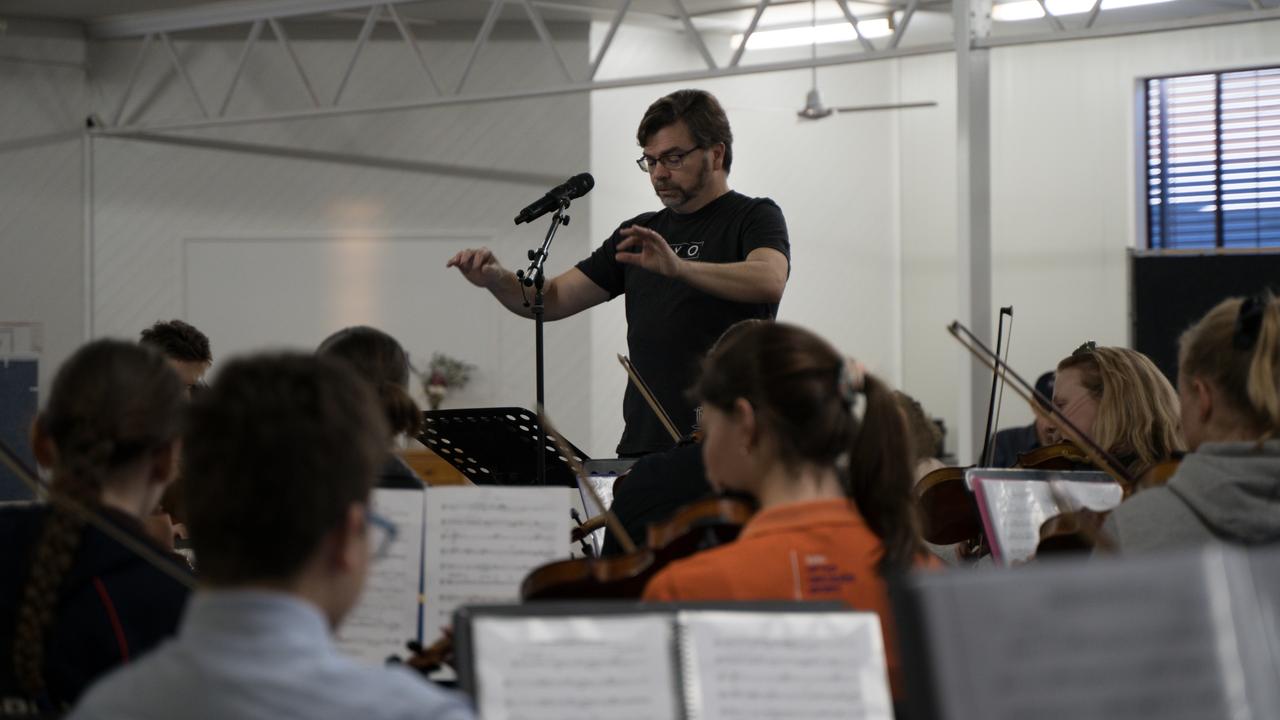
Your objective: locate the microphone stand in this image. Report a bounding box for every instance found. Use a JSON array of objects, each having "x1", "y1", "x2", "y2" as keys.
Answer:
[{"x1": 515, "y1": 197, "x2": 571, "y2": 486}]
